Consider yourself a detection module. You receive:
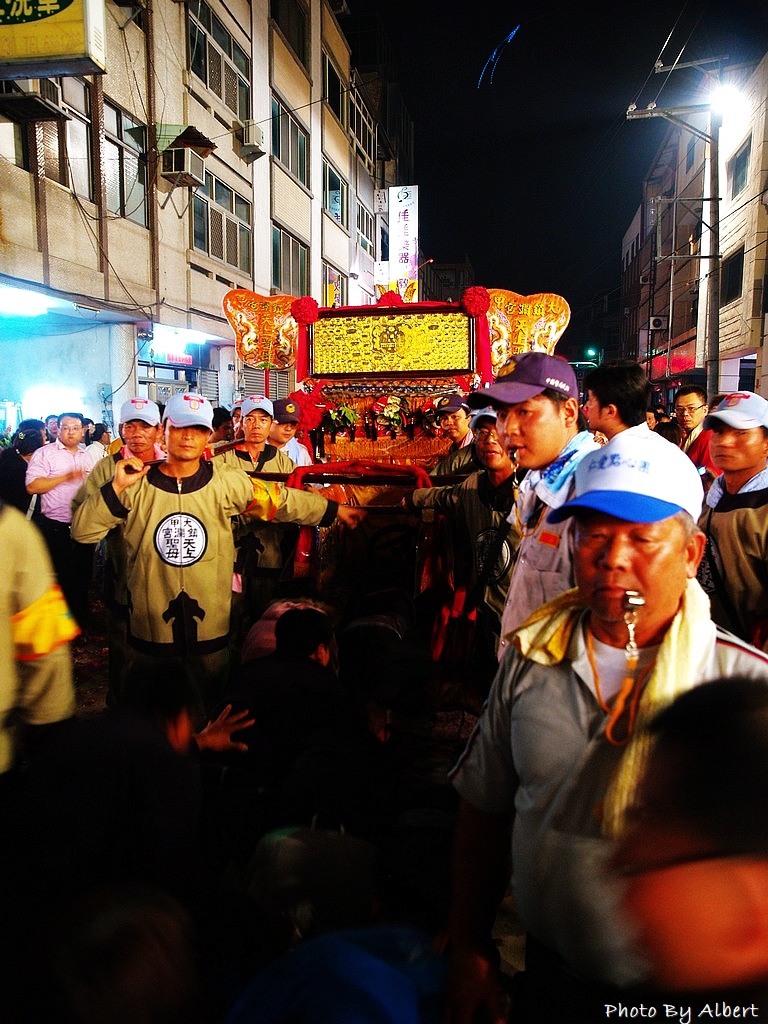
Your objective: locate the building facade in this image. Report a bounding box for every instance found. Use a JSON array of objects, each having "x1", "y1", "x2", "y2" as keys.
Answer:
[
  {"x1": 620, "y1": 54, "x2": 768, "y2": 404},
  {"x1": 0, "y1": 0, "x2": 413, "y2": 433}
]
